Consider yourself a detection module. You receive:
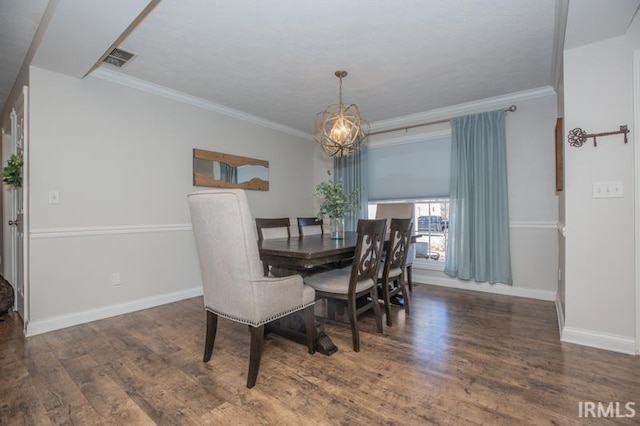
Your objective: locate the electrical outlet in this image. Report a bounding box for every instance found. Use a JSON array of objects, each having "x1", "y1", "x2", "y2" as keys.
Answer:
[
  {"x1": 111, "y1": 272, "x2": 121, "y2": 286},
  {"x1": 48, "y1": 190, "x2": 60, "y2": 204}
]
